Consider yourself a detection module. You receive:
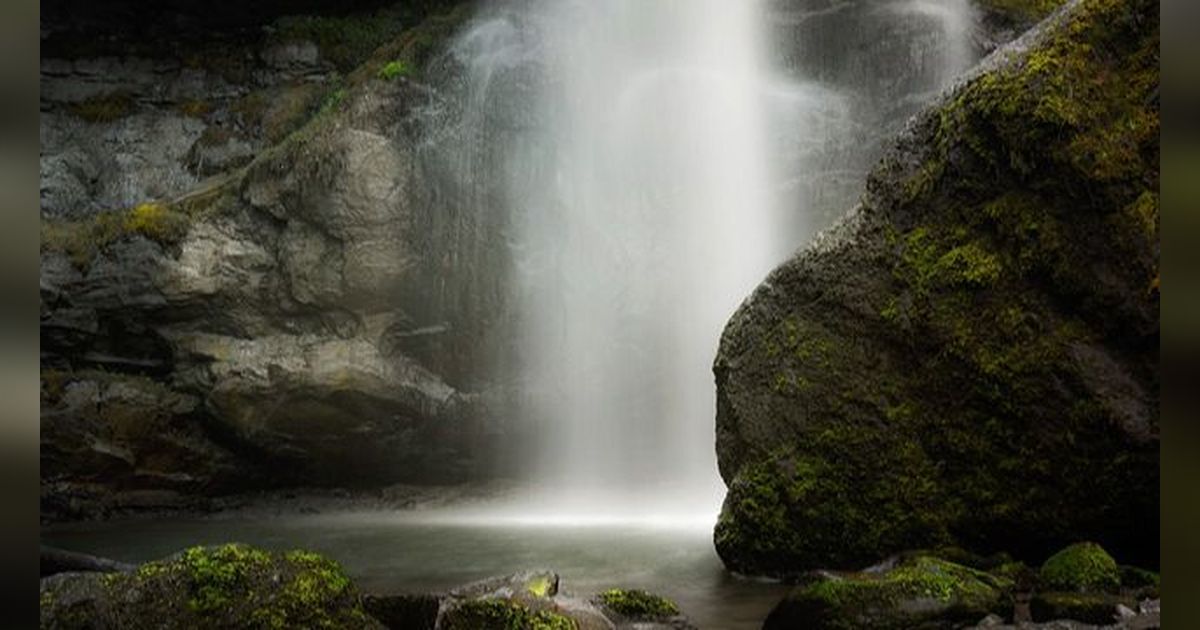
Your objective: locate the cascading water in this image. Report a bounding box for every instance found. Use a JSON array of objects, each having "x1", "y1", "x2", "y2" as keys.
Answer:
[{"x1": 419, "y1": 0, "x2": 980, "y2": 520}]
